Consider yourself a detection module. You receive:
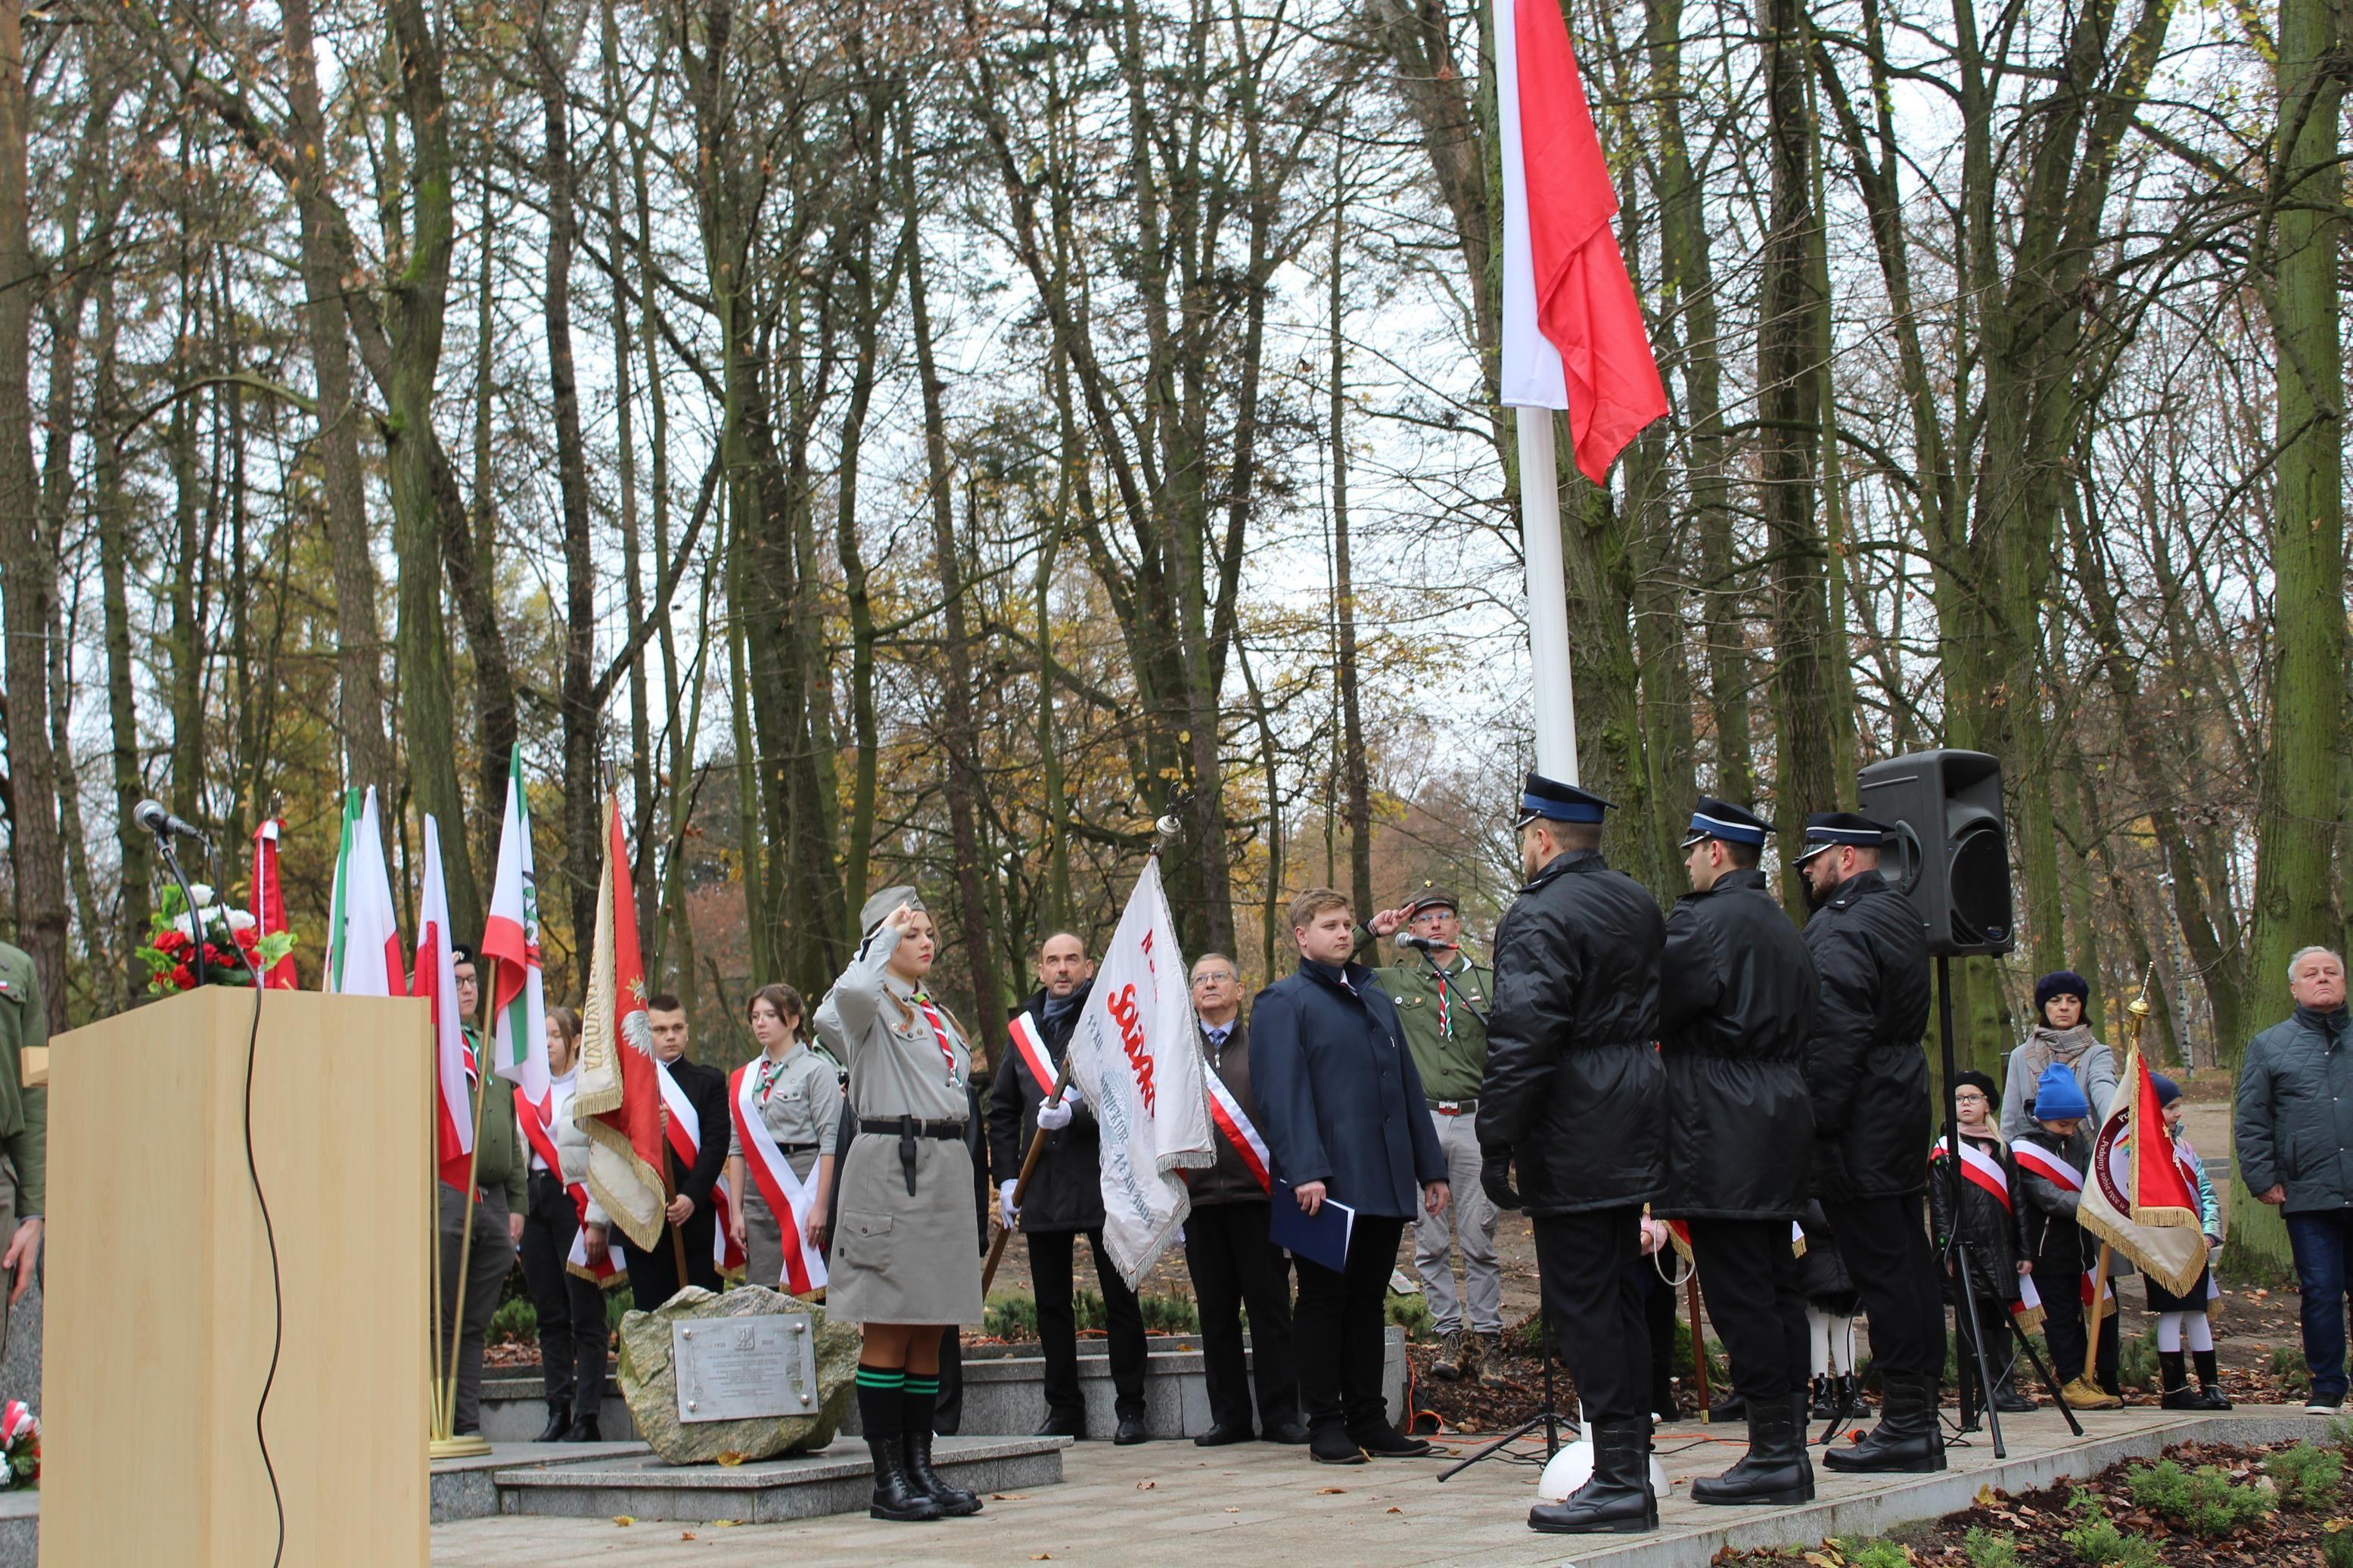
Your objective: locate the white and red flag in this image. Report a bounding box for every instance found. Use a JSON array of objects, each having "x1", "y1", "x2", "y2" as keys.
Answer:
[
  {"x1": 1496, "y1": 0, "x2": 1667, "y2": 479},
  {"x1": 1064, "y1": 857, "x2": 1214, "y2": 1288},
  {"x1": 574, "y1": 792, "x2": 667, "y2": 1251},
  {"x1": 2076, "y1": 1051, "x2": 2211, "y2": 1299},
  {"x1": 481, "y1": 745, "x2": 549, "y2": 1110},
  {"x1": 729, "y1": 1063, "x2": 828, "y2": 1295},
  {"x1": 327, "y1": 786, "x2": 405, "y2": 997},
  {"x1": 249, "y1": 816, "x2": 296, "y2": 989},
  {"x1": 414, "y1": 816, "x2": 474, "y2": 1194}
]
